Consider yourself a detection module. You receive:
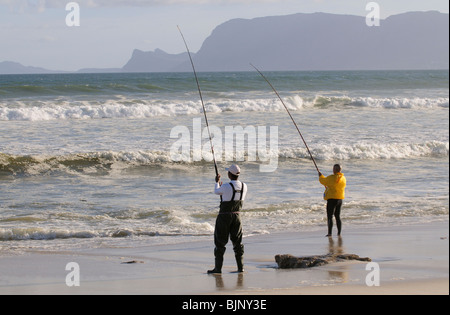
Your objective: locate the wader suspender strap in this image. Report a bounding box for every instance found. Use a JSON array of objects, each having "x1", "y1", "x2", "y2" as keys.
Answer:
[
  {"x1": 219, "y1": 182, "x2": 245, "y2": 214},
  {"x1": 240, "y1": 183, "x2": 245, "y2": 201},
  {"x1": 229, "y1": 182, "x2": 245, "y2": 201}
]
